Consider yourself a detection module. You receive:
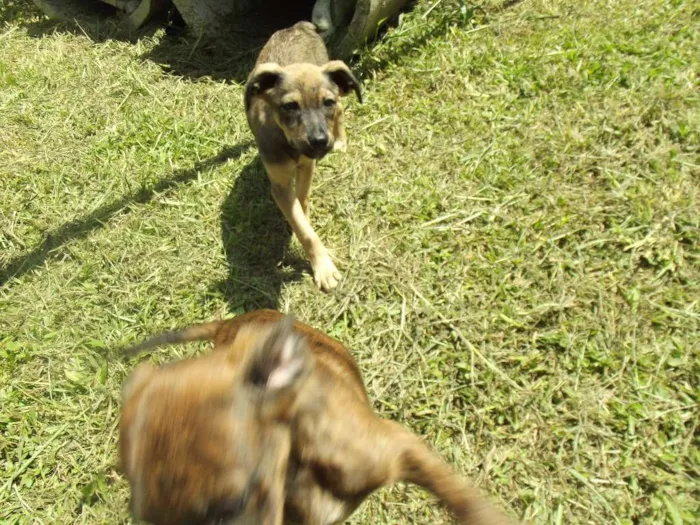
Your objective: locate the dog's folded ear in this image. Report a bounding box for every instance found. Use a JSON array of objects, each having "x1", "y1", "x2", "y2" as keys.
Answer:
[
  {"x1": 245, "y1": 63, "x2": 285, "y2": 111},
  {"x1": 322, "y1": 61, "x2": 362, "y2": 103},
  {"x1": 244, "y1": 316, "x2": 313, "y2": 421}
]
